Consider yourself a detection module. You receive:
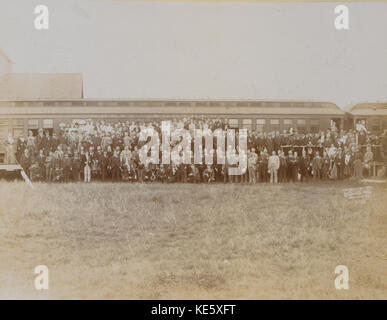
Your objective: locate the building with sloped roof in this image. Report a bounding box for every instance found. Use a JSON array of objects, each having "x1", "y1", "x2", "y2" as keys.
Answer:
[{"x1": 0, "y1": 73, "x2": 83, "y2": 100}]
